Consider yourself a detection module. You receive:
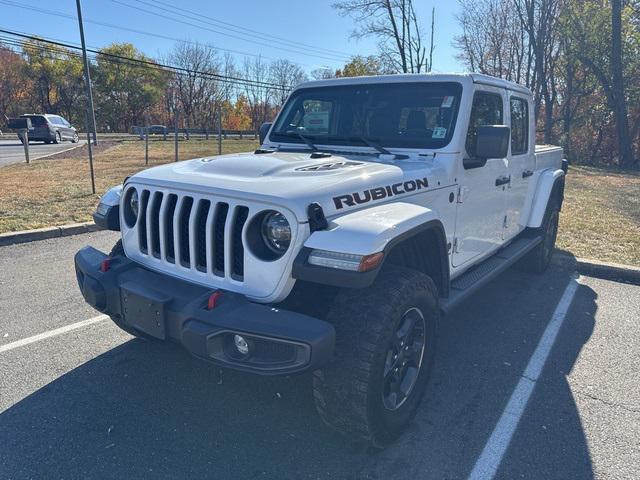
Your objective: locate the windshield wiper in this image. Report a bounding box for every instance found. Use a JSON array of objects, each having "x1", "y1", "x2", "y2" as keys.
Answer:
[
  {"x1": 351, "y1": 136, "x2": 391, "y2": 155},
  {"x1": 280, "y1": 131, "x2": 319, "y2": 151}
]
